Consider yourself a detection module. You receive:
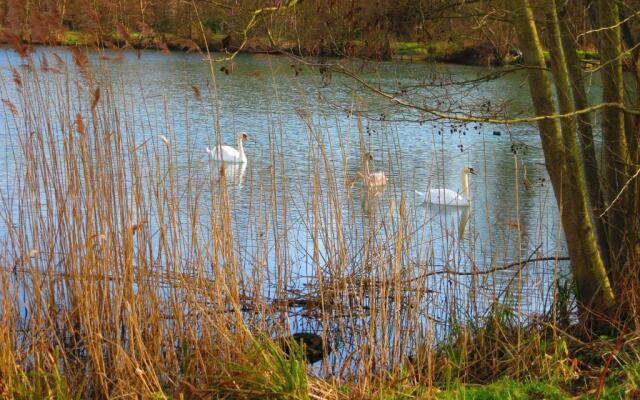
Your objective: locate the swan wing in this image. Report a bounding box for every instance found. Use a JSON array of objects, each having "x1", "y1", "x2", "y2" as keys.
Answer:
[
  {"x1": 427, "y1": 188, "x2": 469, "y2": 206},
  {"x1": 208, "y1": 144, "x2": 242, "y2": 163},
  {"x1": 369, "y1": 171, "x2": 387, "y2": 186}
]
